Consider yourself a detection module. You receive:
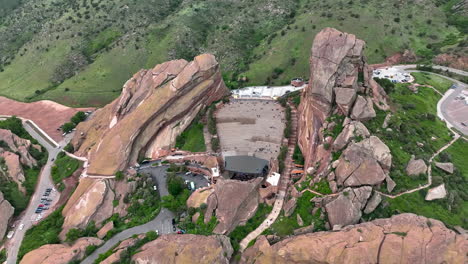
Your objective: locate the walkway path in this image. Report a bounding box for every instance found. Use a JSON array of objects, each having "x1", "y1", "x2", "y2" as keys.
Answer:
[
  {"x1": 203, "y1": 125, "x2": 213, "y2": 152},
  {"x1": 239, "y1": 103, "x2": 298, "y2": 251}
]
